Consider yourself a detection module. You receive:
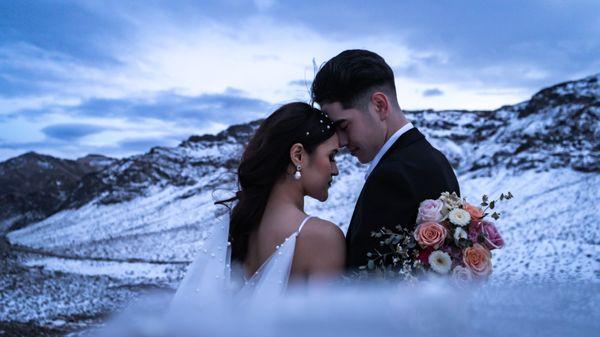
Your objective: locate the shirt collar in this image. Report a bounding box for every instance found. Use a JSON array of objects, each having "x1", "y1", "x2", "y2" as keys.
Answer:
[{"x1": 364, "y1": 122, "x2": 414, "y2": 180}]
